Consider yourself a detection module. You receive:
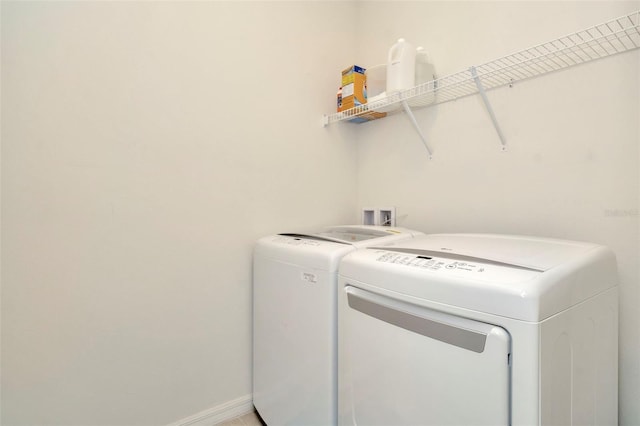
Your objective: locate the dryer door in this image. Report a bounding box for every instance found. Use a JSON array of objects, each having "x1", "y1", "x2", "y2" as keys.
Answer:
[{"x1": 340, "y1": 286, "x2": 511, "y2": 426}]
